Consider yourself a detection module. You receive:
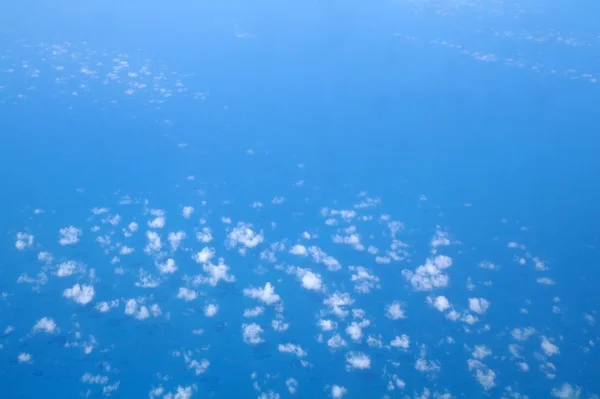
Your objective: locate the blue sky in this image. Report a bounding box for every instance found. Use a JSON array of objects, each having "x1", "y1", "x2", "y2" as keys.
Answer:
[{"x1": 1, "y1": 1, "x2": 599, "y2": 398}]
